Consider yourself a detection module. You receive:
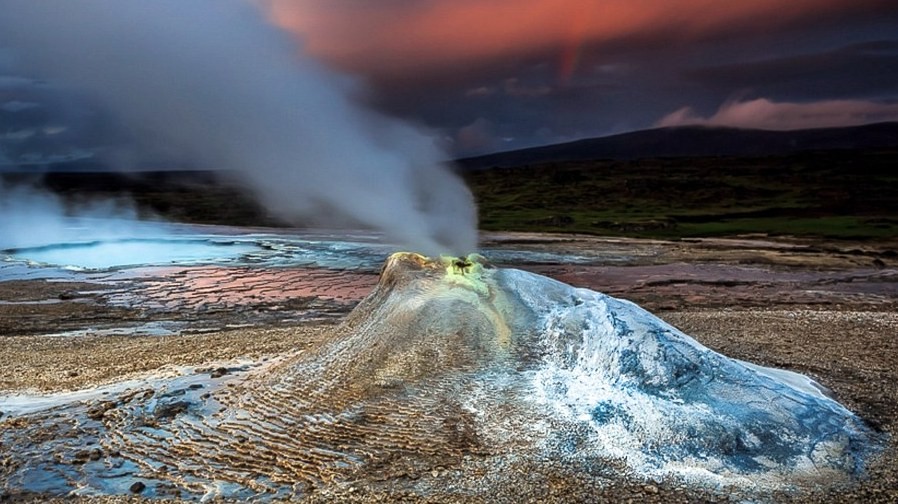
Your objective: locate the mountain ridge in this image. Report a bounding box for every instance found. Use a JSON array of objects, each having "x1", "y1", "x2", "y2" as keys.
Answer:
[{"x1": 457, "y1": 122, "x2": 898, "y2": 170}]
